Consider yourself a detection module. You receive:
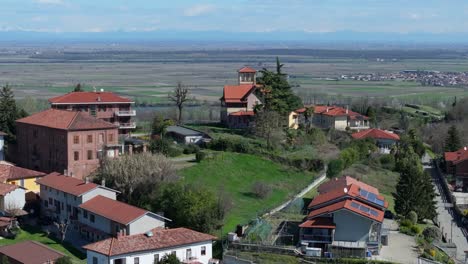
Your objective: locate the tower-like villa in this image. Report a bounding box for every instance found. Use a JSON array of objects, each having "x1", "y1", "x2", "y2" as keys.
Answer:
[{"x1": 238, "y1": 67, "x2": 257, "y2": 85}]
